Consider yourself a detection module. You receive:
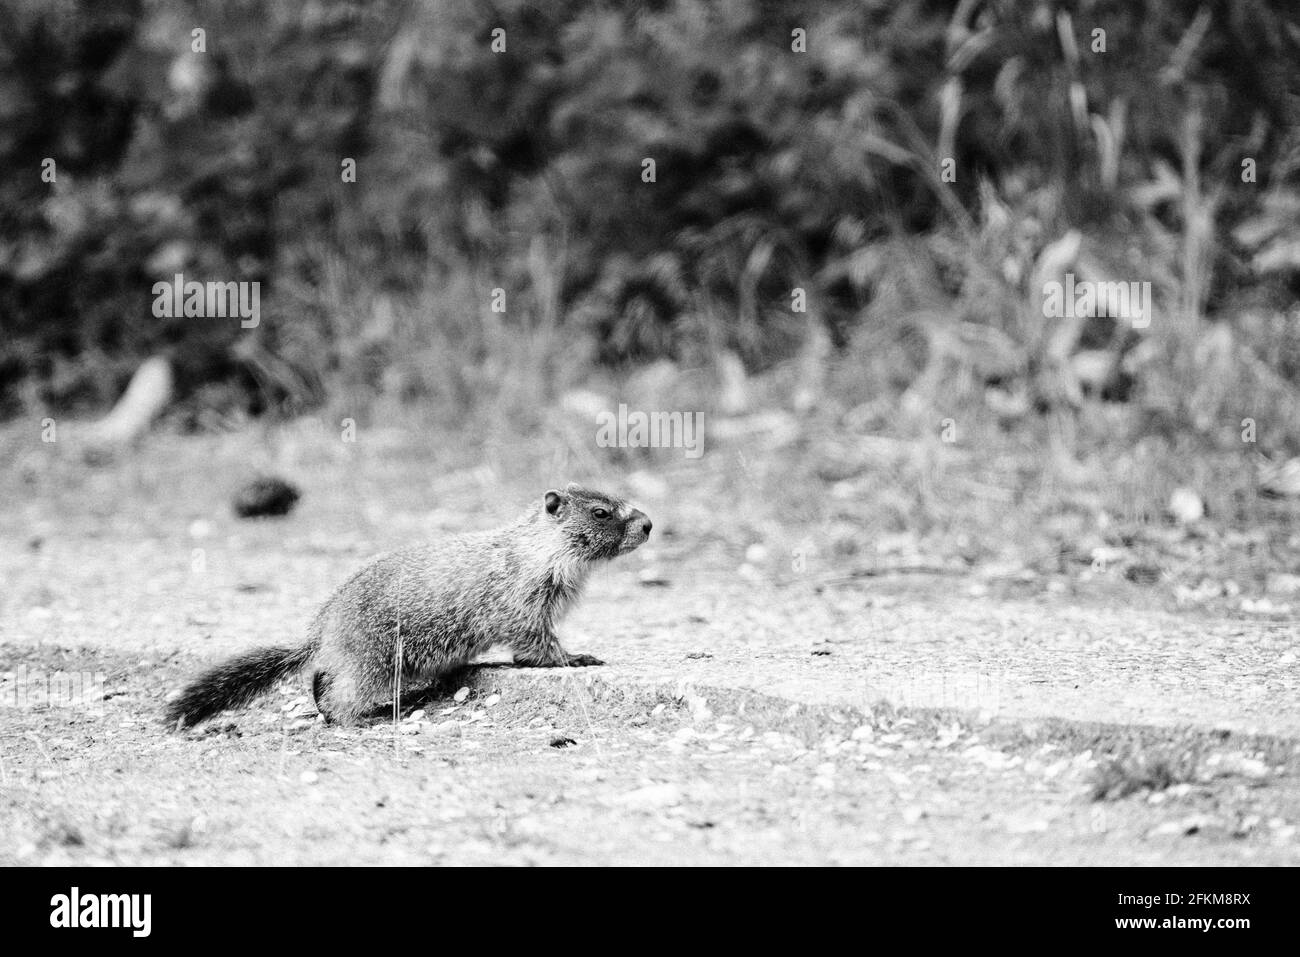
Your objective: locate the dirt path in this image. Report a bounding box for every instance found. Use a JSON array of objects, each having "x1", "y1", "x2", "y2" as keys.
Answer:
[
  {"x1": 6, "y1": 524, "x2": 1295, "y2": 736},
  {"x1": 2, "y1": 429, "x2": 1297, "y2": 864},
  {"x1": 2, "y1": 642, "x2": 1297, "y2": 866}
]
